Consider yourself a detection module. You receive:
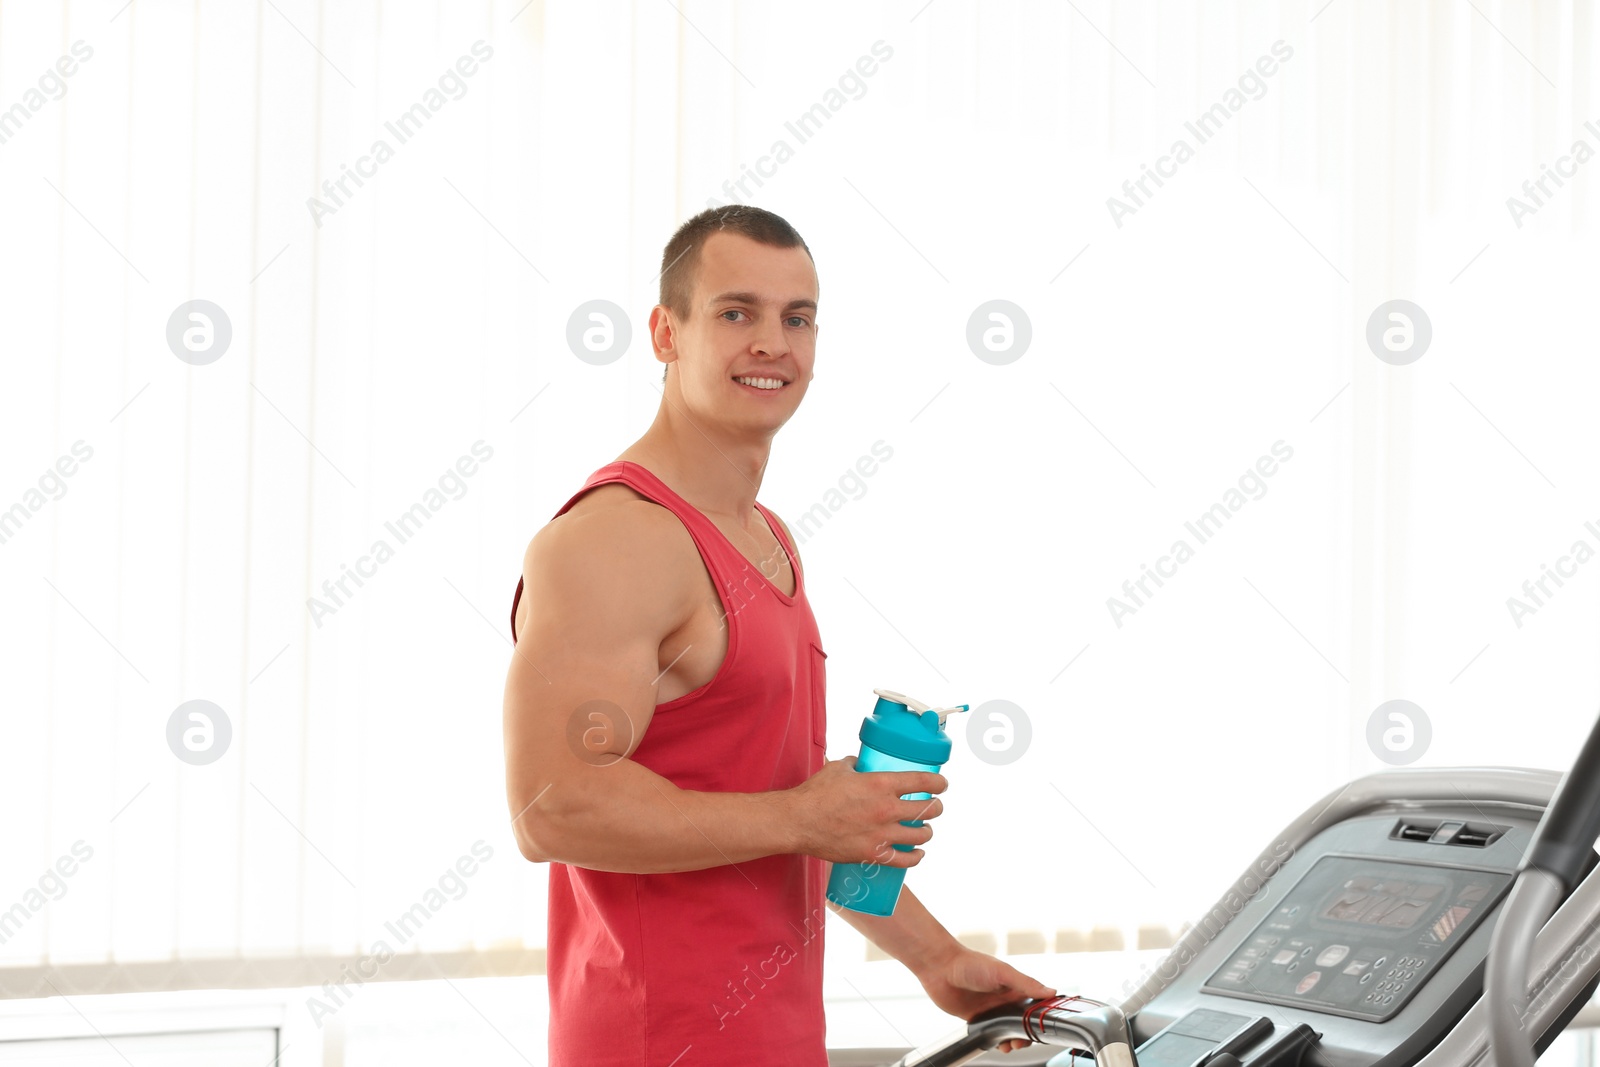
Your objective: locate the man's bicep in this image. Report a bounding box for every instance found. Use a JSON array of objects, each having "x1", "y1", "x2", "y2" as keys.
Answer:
[{"x1": 502, "y1": 509, "x2": 685, "y2": 857}]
